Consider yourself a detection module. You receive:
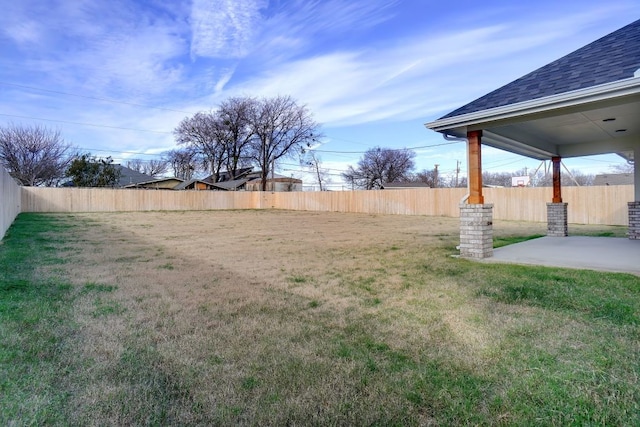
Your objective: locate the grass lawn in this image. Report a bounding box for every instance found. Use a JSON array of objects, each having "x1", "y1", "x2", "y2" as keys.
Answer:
[{"x1": 1, "y1": 211, "x2": 639, "y2": 425}]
